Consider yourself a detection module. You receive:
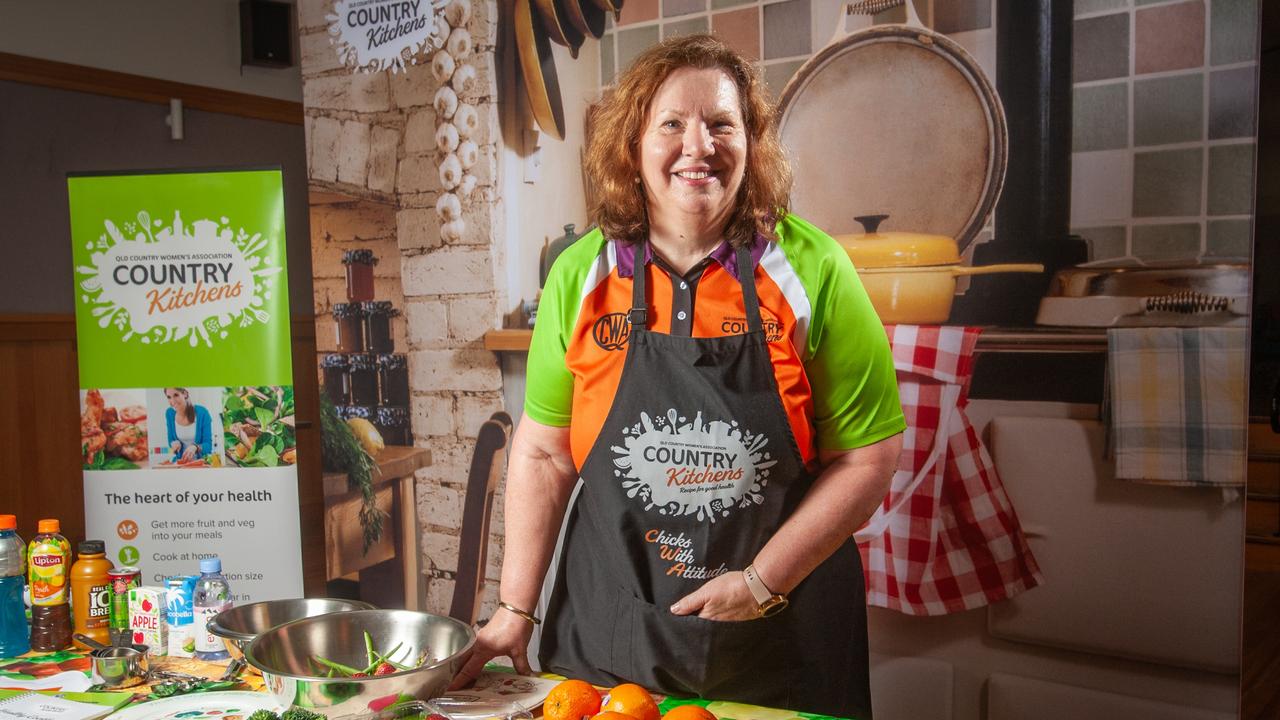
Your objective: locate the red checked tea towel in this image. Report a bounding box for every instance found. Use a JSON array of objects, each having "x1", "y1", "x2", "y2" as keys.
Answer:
[{"x1": 856, "y1": 325, "x2": 1043, "y2": 615}]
